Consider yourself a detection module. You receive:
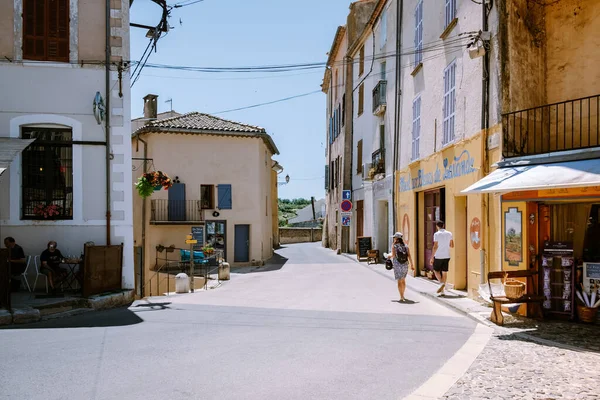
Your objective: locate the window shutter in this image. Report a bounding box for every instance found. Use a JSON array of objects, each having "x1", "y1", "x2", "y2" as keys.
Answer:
[
  {"x1": 357, "y1": 140, "x2": 363, "y2": 174},
  {"x1": 23, "y1": 0, "x2": 69, "y2": 62},
  {"x1": 325, "y1": 165, "x2": 329, "y2": 191},
  {"x1": 217, "y1": 184, "x2": 232, "y2": 210},
  {"x1": 48, "y1": 0, "x2": 69, "y2": 62}
]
